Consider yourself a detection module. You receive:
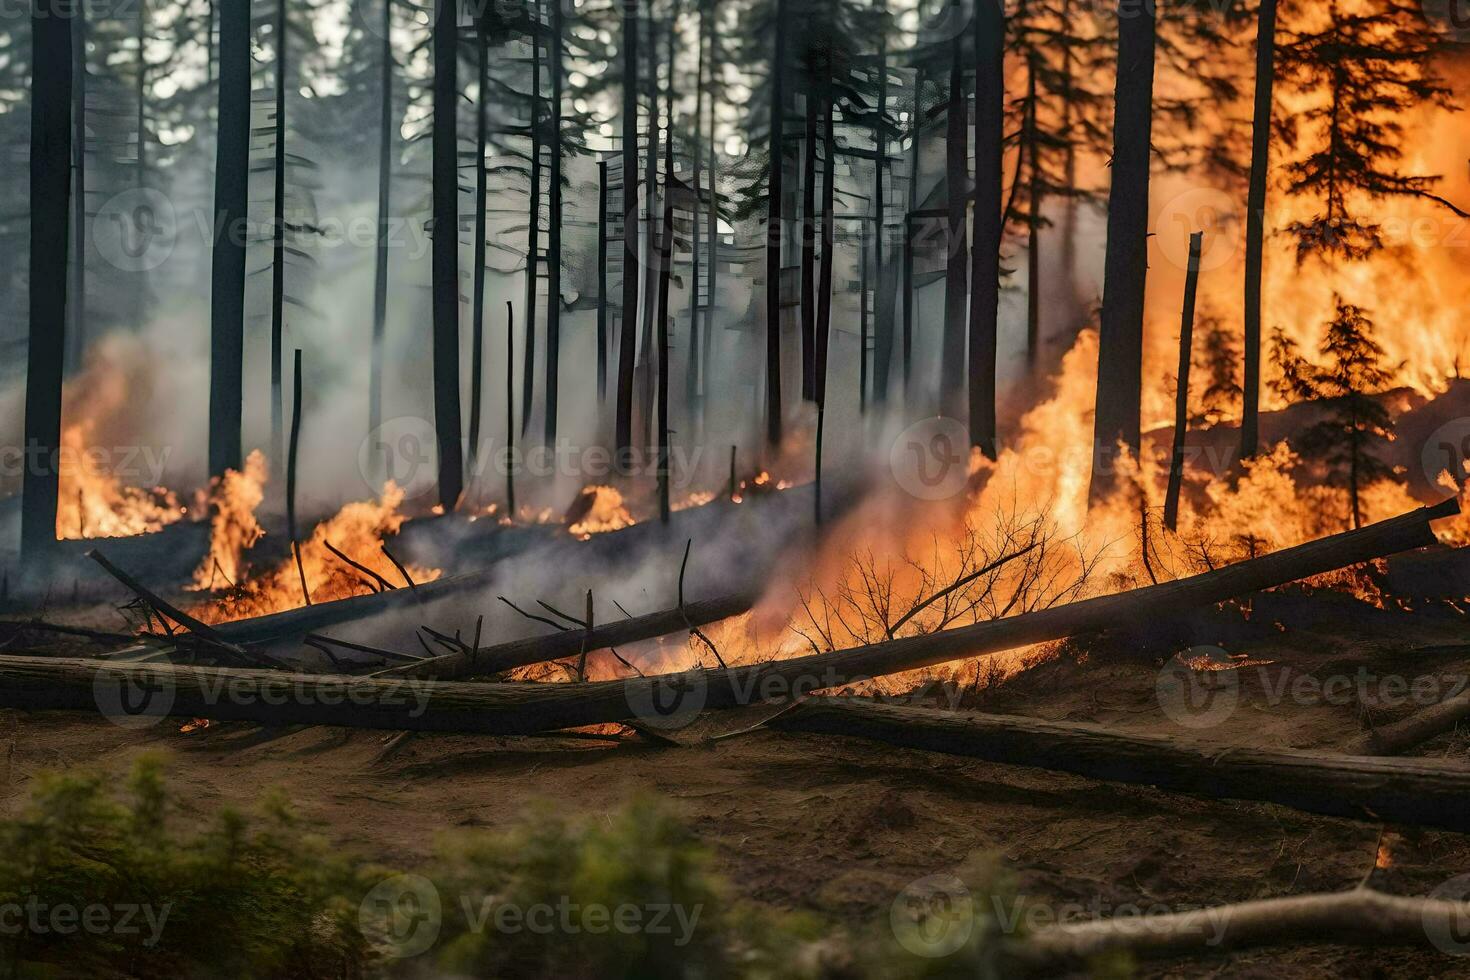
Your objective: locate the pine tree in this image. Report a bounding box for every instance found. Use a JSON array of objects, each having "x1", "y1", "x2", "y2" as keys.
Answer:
[
  {"x1": 1276, "y1": 0, "x2": 1460, "y2": 263},
  {"x1": 1269, "y1": 297, "x2": 1397, "y2": 529}
]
